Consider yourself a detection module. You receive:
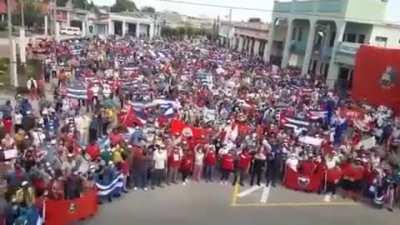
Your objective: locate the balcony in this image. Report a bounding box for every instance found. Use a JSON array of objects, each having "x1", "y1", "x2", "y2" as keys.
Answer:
[{"x1": 336, "y1": 42, "x2": 361, "y2": 55}]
